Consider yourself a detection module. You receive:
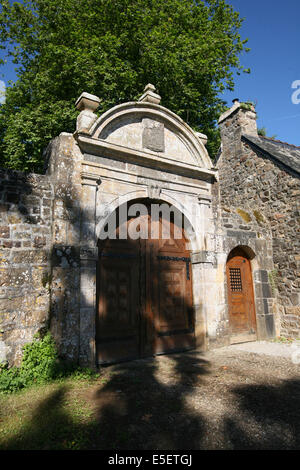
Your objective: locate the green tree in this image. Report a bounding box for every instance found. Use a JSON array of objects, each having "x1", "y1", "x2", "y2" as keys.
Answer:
[{"x1": 0, "y1": 0, "x2": 250, "y2": 172}]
